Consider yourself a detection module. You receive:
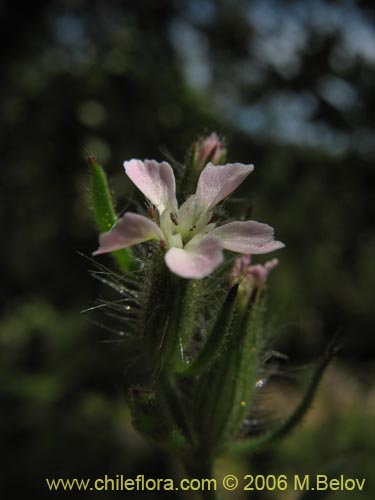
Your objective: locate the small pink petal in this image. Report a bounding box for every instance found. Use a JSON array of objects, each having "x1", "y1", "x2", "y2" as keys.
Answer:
[
  {"x1": 211, "y1": 221, "x2": 284, "y2": 254},
  {"x1": 195, "y1": 133, "x2": 225, "y2": 171},
  {"x1": 264, "y1": 258, "x2": 279, "y2": 272},
  {"x1": 124, "y1": 159, "x2": 178, "y2": 214},
  {"x1": 196, "y1": 163, "x2": 254, "y2": 209},
  {"x1": 164, "y1": 237, "x2": 223, "y2": 279},
  {"x1": 248, "y1": 258, "x2": 279, "y2": 285},
  {"x1": 93, "y1": 212, "x2": 163, "y2": 255}
]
